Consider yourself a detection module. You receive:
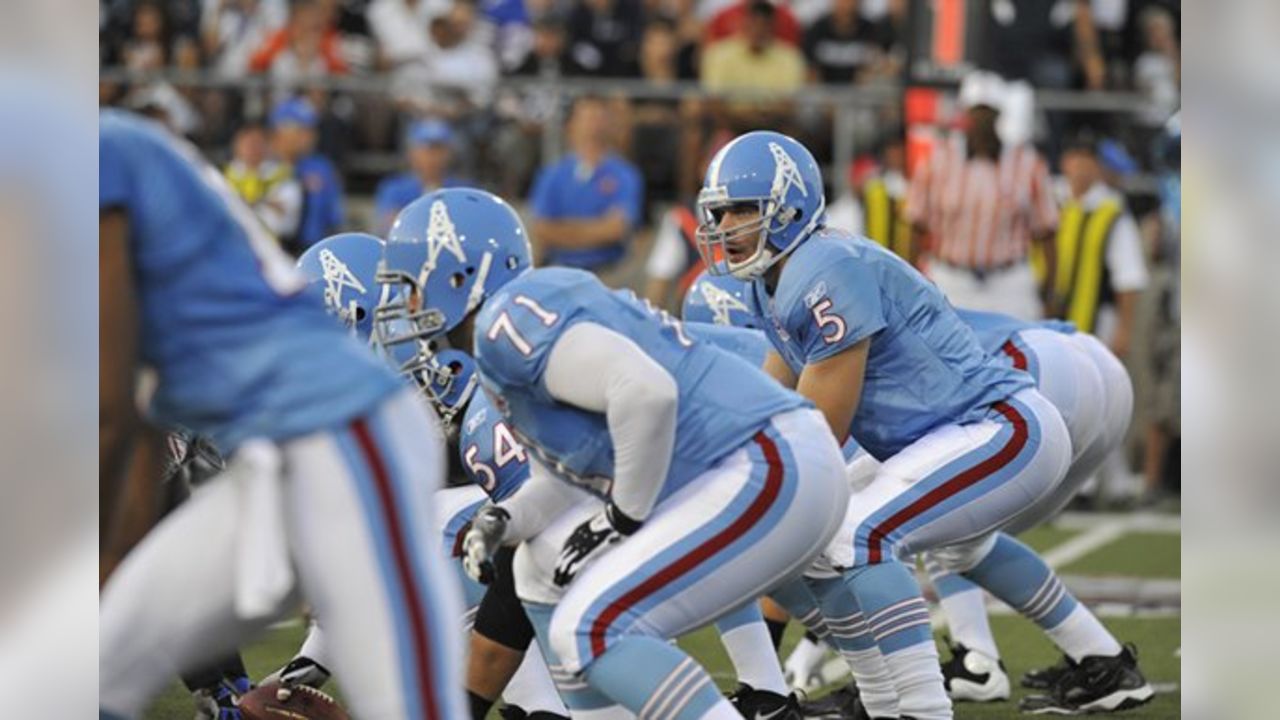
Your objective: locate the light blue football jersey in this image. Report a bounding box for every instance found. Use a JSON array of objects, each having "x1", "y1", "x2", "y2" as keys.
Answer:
[
  {"x1": 458, "y1": 318, "x2": 772, "y2": 503},
  {"x1": 99, "y1": 110, "x2": 400, "y2": 452},
  {"x1": 459, "y1": 390, "x2": 531, "y2": 502},
  {"x1": 473, "y1": 267, "x2": 809, "y2": 502},
  {"x1": 748, "y1": 229, "x2": 1033, "y2": 461},
  {"x1": 684, "y1": 322, "x2": 772, "y2": 367},
  {"x1": 955, "y1": 308, "x2": 1077, "y2": 355}
]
